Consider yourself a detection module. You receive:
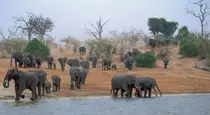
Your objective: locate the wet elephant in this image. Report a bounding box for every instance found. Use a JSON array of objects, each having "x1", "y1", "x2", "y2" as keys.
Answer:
[
  {"x1": 135, "y1": 77, "x2": 162, "y2": 98},
  {"x1": 3, "y1": 68, "x2": 39, "y2": 101},
  {"x1": 28, "y1": 70, "x2": 47, "y2": 96},
  {"x1": 69, "y1": 66, "x2": 83, "y2": 89},
  {"x1": 51, "y1": 75, "x2": 61, "y2": 92},
  {"x1": 102, "y1": 58, "x2": 111, "y2": 70},
  {"x1": 58, "y1": 57, "x2": 68, "y2": 71},
  {"x1": 110, "y1": 74, "x2": 140, "y2": 97}
]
